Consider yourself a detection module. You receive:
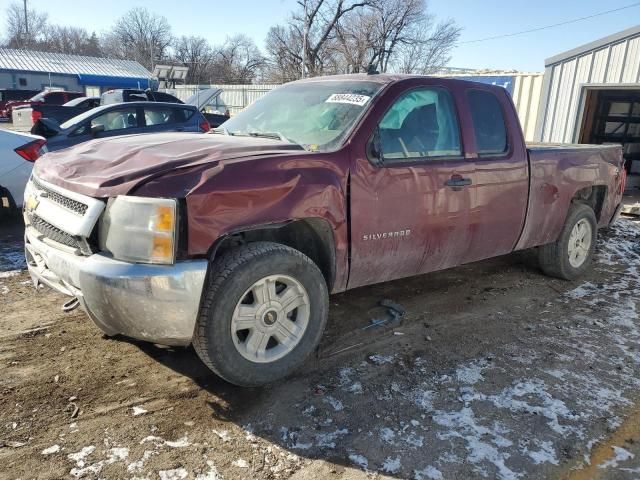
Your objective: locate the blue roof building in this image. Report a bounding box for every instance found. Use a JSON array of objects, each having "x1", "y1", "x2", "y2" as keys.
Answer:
[{"x1": 0, "y1": 48, "x2": 155, "y2": 94}]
